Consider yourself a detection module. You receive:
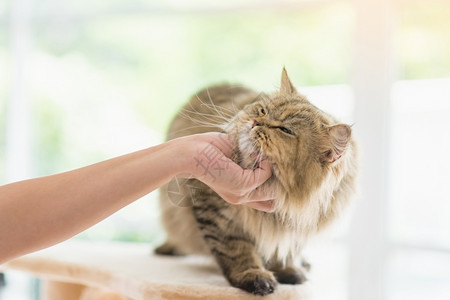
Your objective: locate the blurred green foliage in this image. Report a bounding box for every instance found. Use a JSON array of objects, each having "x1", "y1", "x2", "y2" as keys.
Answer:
[
  {"x1": 33, "y1": 98, "x2": 65, "y2": 175},
  {"x1": 399, "y1": 3, "x2": 450, "y2": 79},
  {"x1": 34, "y1": 3, "x2": 353, "y2": 135}
]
